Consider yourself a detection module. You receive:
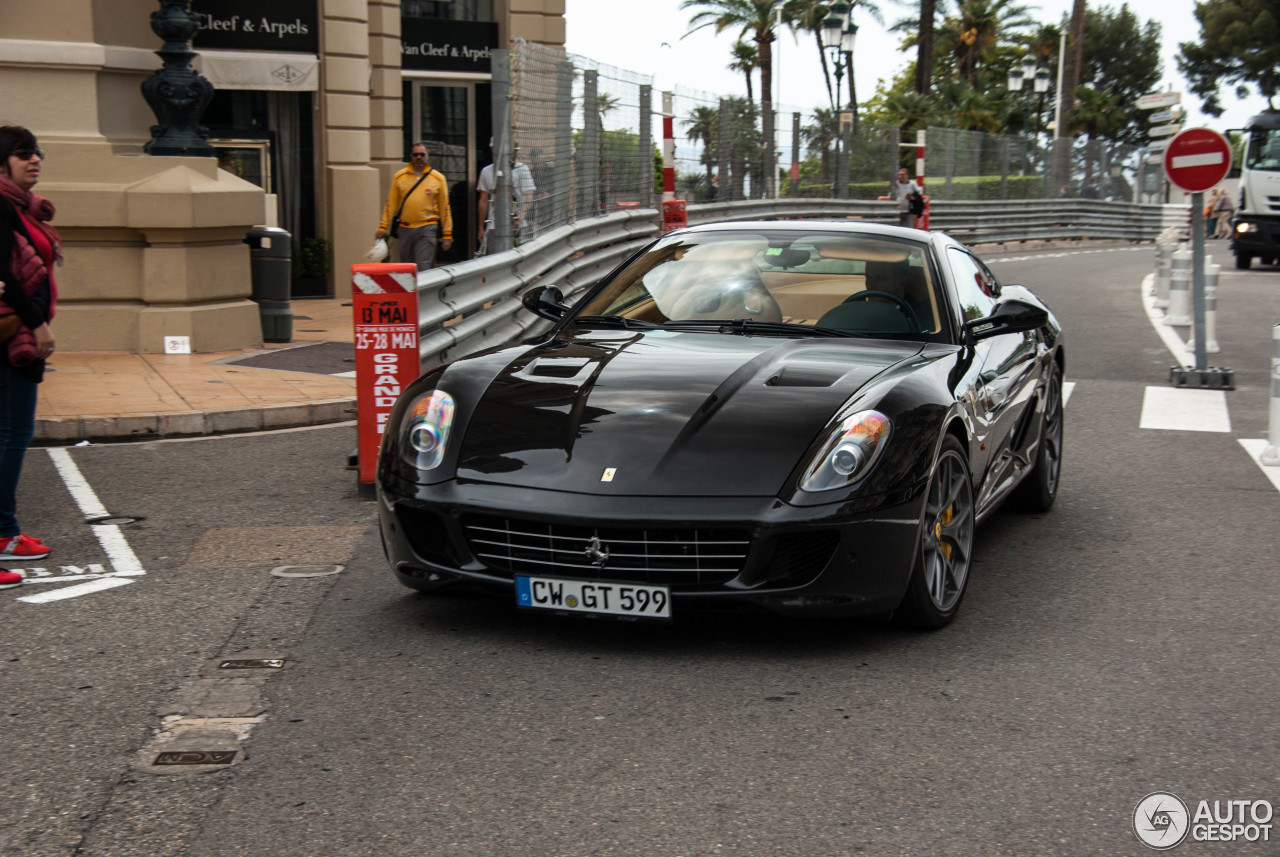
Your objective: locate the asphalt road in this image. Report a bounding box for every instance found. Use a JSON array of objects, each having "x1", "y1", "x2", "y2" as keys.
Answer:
[{"x1": 2, "y1": 241, "x2": 1278, "y2": 857}]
